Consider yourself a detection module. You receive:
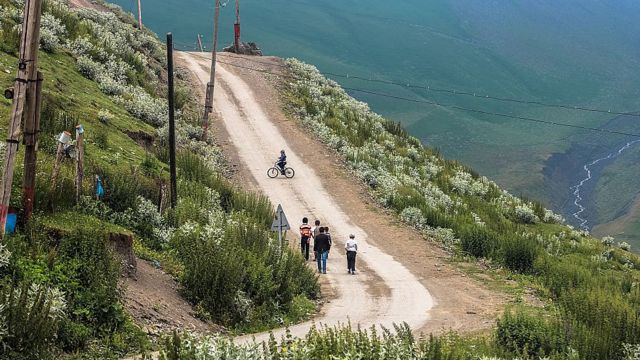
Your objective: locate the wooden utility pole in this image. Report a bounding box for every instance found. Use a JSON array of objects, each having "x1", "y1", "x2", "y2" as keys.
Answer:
[
  {"x1": 0, "y1": 0, "x2": 43, "y2": 237},
  {"x1": 137, "y1": 0, "x2": 143, "y2": 30},
  {"x1": 22, "y1": 70, "x2": 43, "y2": 221},
  {"x1": 201, "y1": 0, "x2": 221, "y2": 140},
  {"x1": 74, "y1": 125, "x2": 84, "y2": 203},
  {"x1": 234, "y1": 0, "x2": 240, "y2": 53},
  {"x1": 167, "y1": 33, "x2": 177, "y2": 209},
  {"x1": 197, "y1": 34, "x2": 204, "y2": 52}
]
